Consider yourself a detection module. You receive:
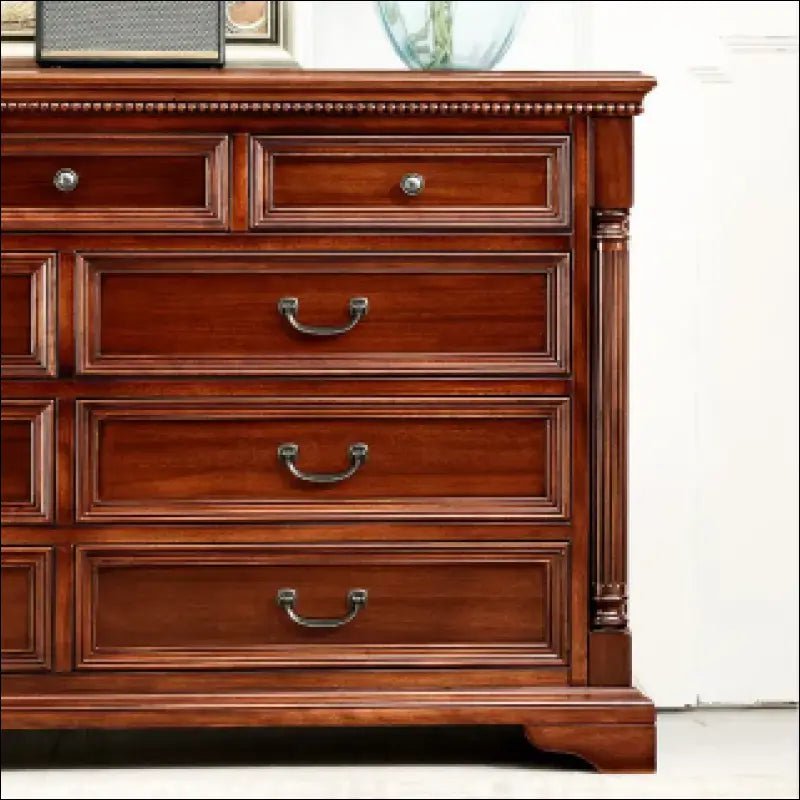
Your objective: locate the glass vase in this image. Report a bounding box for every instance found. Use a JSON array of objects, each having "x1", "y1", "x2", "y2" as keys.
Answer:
[{"x1": 376, "y1": 1, "x2": 529, "y2": 70}]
